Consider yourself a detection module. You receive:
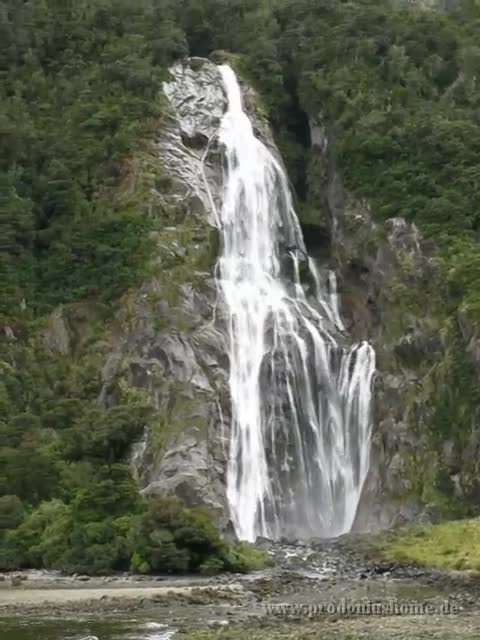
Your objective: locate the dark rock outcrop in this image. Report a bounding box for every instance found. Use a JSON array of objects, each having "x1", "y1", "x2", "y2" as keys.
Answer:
[{"x1": 303, "y1": 110, "x2": 458, "y2": 530}]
